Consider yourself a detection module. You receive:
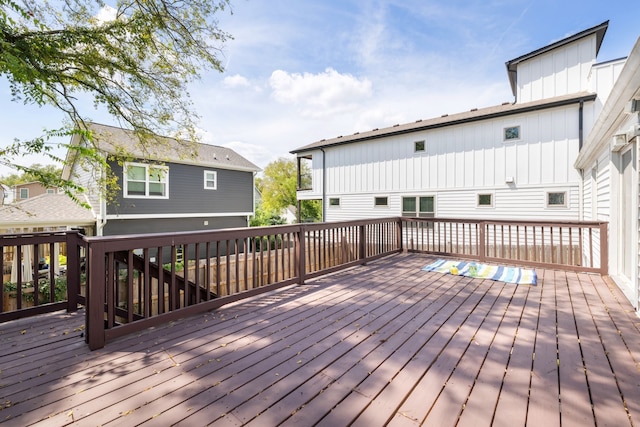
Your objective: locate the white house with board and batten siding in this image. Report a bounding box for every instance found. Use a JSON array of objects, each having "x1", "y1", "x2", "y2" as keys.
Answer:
[
  {"x1": 292, "y1": 21, "x2": 612, "y2": 224},
  {"x1": 575, "y1": 35, "x2": 640, "y2": 311}
]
